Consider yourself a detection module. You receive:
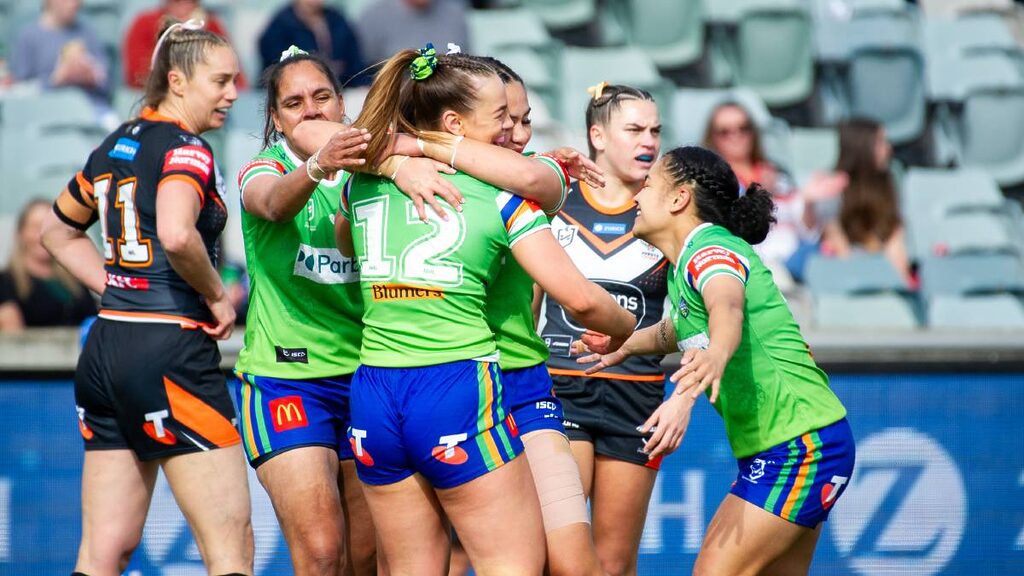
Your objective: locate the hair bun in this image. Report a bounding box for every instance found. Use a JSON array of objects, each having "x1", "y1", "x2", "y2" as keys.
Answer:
[{"x1": 729, "y1": 182, "x2": 775, "y2": 245}]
